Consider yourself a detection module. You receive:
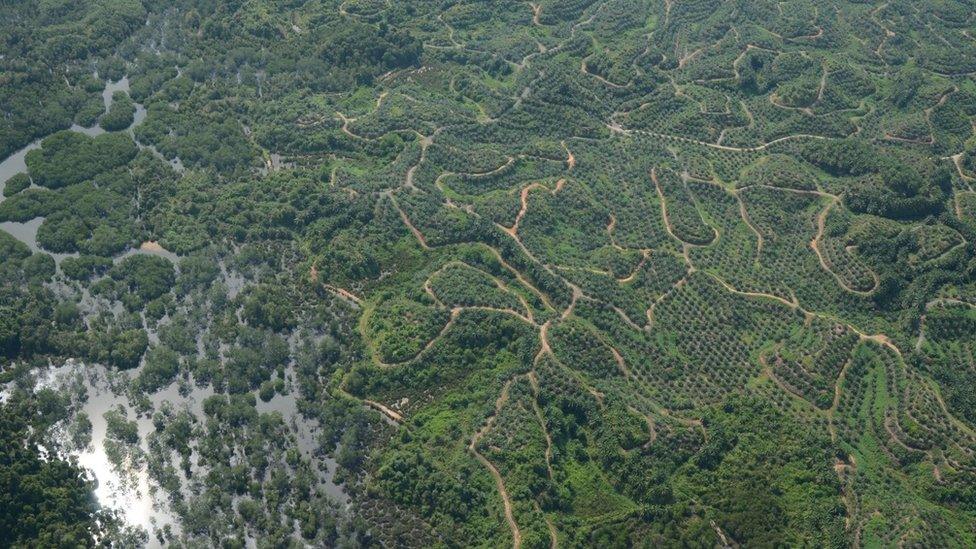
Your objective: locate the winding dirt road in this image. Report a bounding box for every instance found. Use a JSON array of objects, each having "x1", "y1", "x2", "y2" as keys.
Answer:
[{"x1": 469, "y1": 380, "x2": 522, "y2": 548}]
